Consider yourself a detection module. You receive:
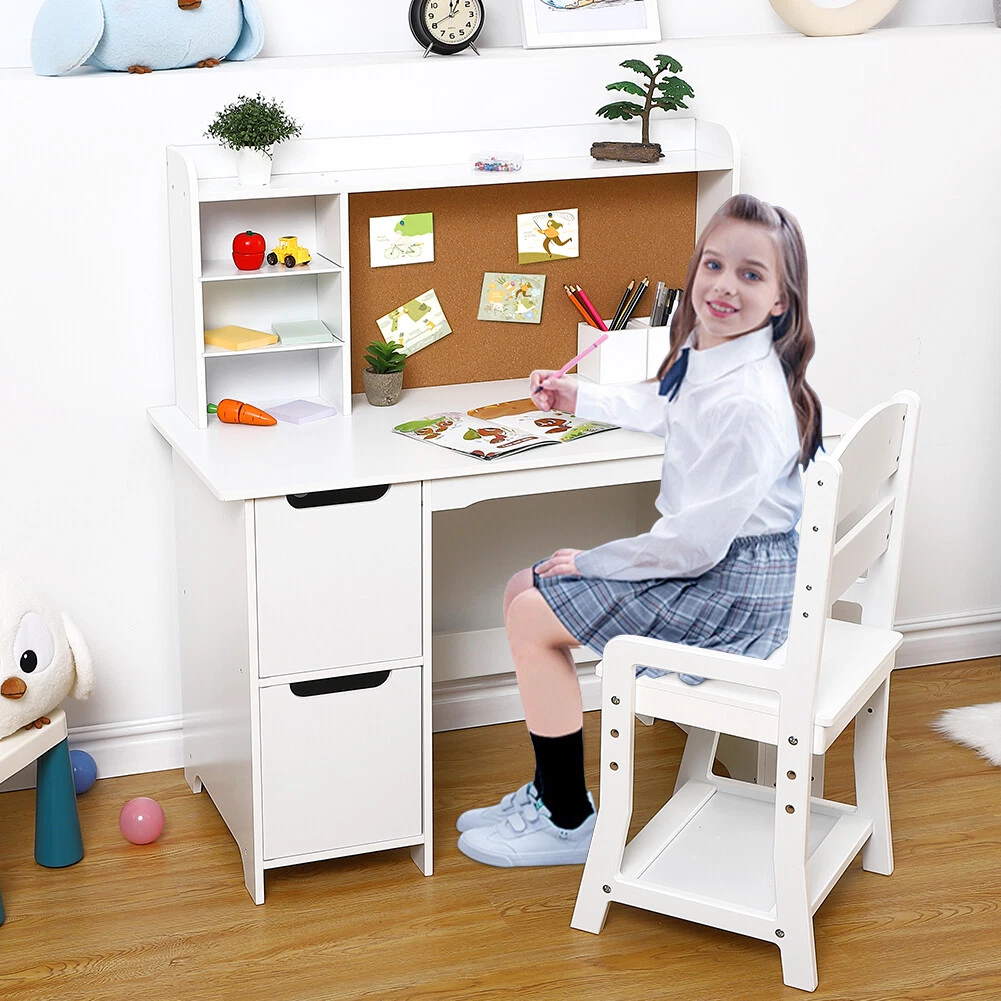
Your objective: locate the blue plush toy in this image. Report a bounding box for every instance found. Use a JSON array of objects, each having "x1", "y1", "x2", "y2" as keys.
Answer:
[{"x1": 31, "y1": 0, "x2": 264, "y2": 76}]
